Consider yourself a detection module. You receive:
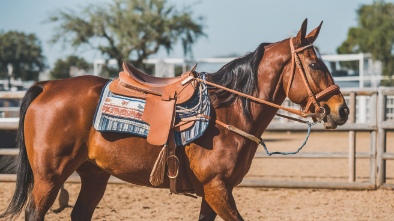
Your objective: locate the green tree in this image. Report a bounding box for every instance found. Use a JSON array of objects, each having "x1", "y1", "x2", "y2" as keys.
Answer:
[
  {"x1": 337, "y1": 0, "x2": 394, "y2": 86},
  {"x1": 50, "y1": 56, "x2": 90, "y2": 79},
  {"x1": 48, "y1": 0, "x2": 205, "y2": 76},
  {"x1": 0, "y1": 31, "x2": 46, "y2": 81}
]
